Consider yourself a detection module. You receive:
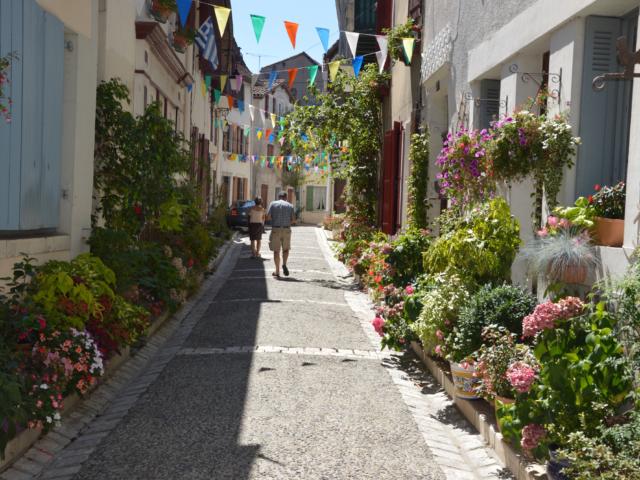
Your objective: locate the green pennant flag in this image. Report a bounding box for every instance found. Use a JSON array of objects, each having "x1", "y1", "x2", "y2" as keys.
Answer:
[
  {"x1": 205, "y1": 74, "x2": 212, "y2": 91},
  {"x1": 214, "y1": 89, "x2": 221, "y2": 104},
  {"x1": 308, "y1": 65, "x2": 319, "y2": 87},
  {"x1": 250, "y1": 14, "x2": 266, "y2": 43}
]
